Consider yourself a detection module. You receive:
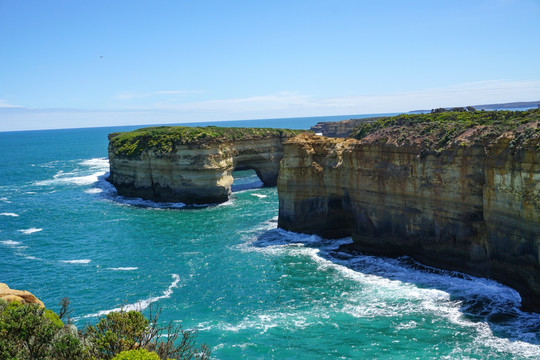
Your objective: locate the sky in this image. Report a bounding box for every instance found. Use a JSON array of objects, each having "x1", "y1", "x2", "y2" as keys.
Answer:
[{"x1": 1, "y1": 0, "x2": 539, "y2": 131}]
